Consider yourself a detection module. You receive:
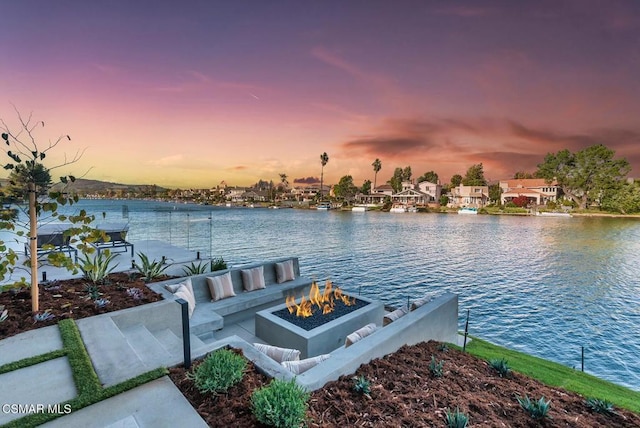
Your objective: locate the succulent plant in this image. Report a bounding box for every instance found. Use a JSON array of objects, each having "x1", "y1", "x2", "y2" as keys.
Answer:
[
  {"x1": 33, "y1": 311, "x2": 56, "y2": 323},
  {"x1": 517, "y1": 395, "x2": 551, "y2": 419},
  {"x1": 352, "y1": 375, "x2": 371, "y2": 397}
]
